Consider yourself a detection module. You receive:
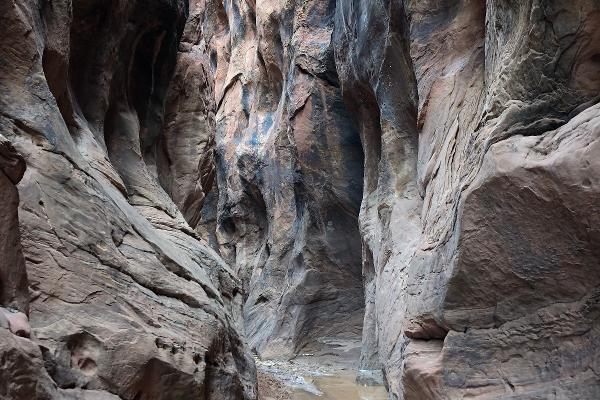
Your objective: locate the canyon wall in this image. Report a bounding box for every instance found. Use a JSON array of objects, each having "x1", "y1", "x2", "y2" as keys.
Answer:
[
  {"x1": 206, "y1": 0, "x2": 366, "y2": 358},
  {"x1": 1, "y1": 0, "x2": 599, "y2": 399},
  {"x1": 206, "y1": 0, "x2": 600, "y2": 398},
  {"x1": 336, "y1": 0, "x2": 600, "y2": 398},
  {"x1": 0, "y1": 0, "x2": 255, "y2": 398}
]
